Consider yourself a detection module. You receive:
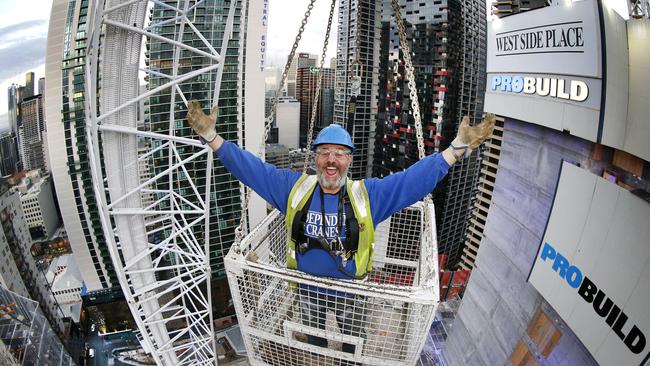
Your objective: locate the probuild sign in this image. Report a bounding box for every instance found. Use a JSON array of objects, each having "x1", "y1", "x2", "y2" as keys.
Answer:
[
  {"x1": 529, "y1": 162, "x2": 650, "y2": 366},
  {"x1": 490, "y1": 75, "x2": 589, "y2": 102},
  {"x1": 484, "y1": 0, "x2": 603, "y2": 143}
]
